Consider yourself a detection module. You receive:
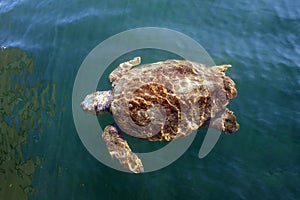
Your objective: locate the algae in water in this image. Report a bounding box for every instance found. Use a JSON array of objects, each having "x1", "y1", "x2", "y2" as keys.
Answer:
[{"x1": 0, "y1": 48, "x2": 55, "y2": 199}]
